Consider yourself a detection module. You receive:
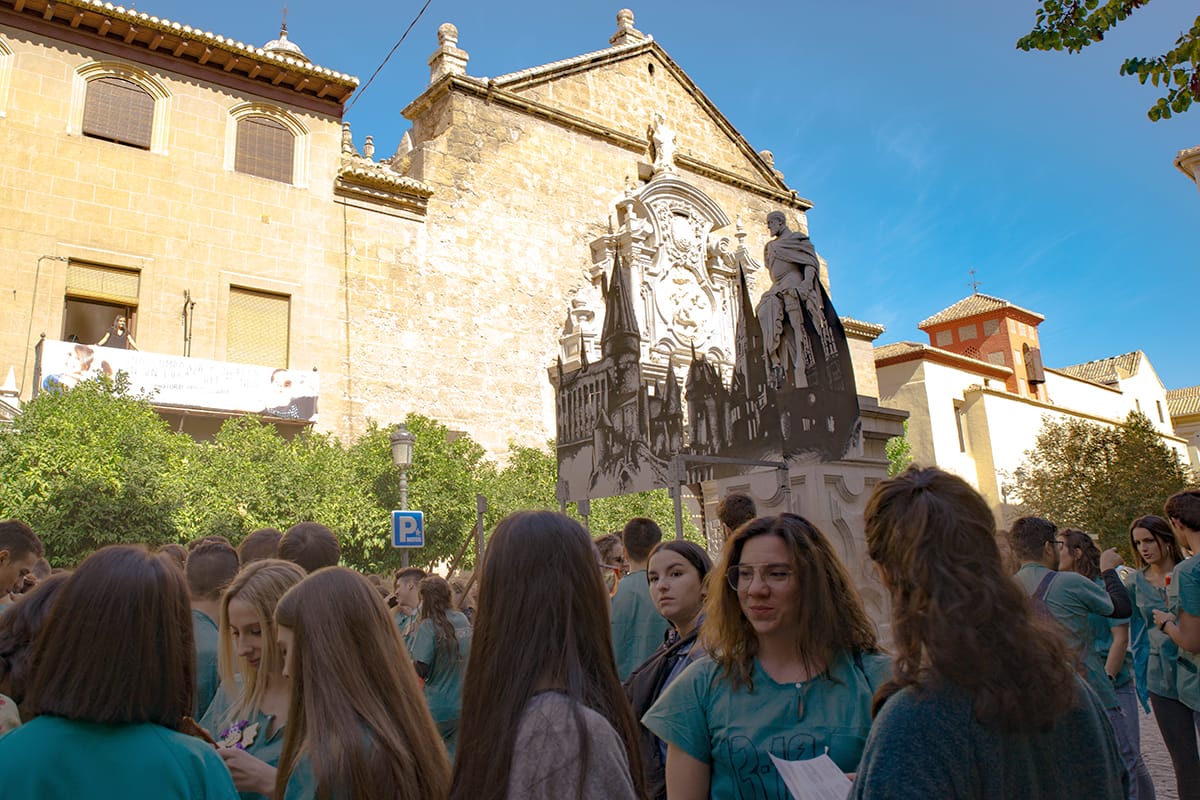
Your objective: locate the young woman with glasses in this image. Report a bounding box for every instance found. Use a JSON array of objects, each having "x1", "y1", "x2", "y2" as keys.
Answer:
[
  {"x1": 852, "y1": 468, "x2": 1127, "y2": 799},
  {"x1": 642, "y1": 513, "x2": 890, "y2": 799}
]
